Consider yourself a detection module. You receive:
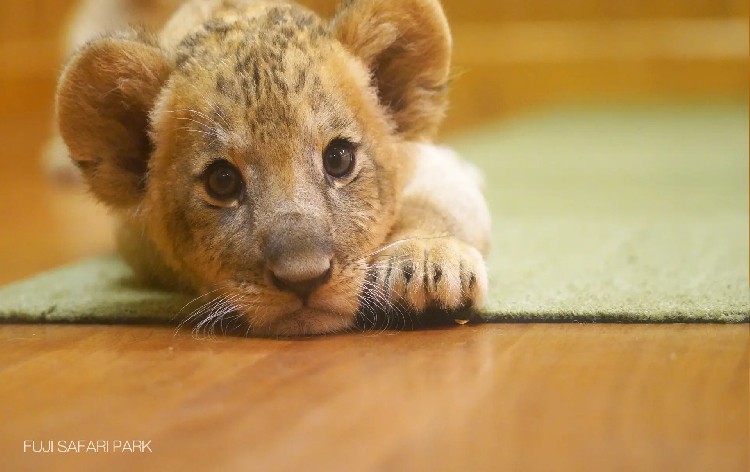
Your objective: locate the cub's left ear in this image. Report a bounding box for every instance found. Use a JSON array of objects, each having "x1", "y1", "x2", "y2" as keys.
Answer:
[{"x1": 331, "y1": 0, "x2": 451, "y2": 141}]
